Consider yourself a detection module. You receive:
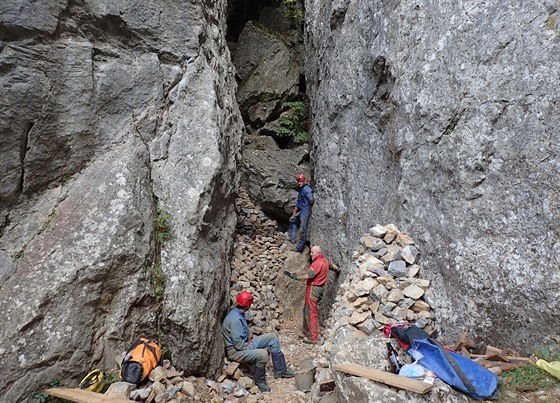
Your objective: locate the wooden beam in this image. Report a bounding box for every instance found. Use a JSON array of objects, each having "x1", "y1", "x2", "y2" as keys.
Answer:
[
  {"x1": 478, "y1": 361, "x2": 528, "y2": 371},
  {"x1": 45, "y1": 388, "x2": 134, "y2": 403},
  {"x1": 485, "y1": 345, "x2": 503, "y2": 356},
  {"x1": 453, "y1": 331, "x2": 476, "y2": 351},
  {"x1": 333, "y1": 363, "x2": 433, "y2": 394}
]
